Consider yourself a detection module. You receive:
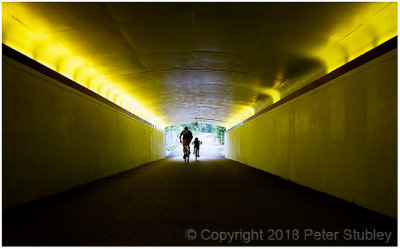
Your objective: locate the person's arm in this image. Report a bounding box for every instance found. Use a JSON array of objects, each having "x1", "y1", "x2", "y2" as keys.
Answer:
[{"x1": 179, "y1": 132, "x2": 182, "y2": 143}]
